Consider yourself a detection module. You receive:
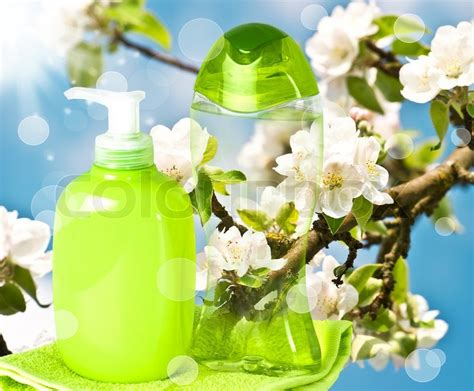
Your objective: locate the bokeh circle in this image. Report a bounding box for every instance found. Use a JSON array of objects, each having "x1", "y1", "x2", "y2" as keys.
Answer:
[
  {"x1": 434, "y1": 217, "x2": 456, "y2": 236},
  {"x1": 96, "y1": 71, "x2": 128, "y2": 92},
  {"x1": 167, "y1": 355, "x2": 199, "y2": 386},
  {"x1": 394, "y1": 14, "x2": 425, "y2": 43},
  {"x1": 405, "y1": 349, "x2": 441, "y2": 383},
  {"x1": 55, "y1": 310, "x2": 79, "y2": 340},
  {"x1": 35, "y1": 210, "x2": 55, "y2": 231},
  {"x1": 178, "y1": 18, "x2": 223, "y2": 62},
  {"x1": 286, "y1": 283, "x2": 318, "y2": 314},
  {"x1": 430, "y1": 348, "x2": 446, "y2": 366},
  {"x1": 18, "y1": 115, "x2": 49, "y2": 146},
  {"x1": 300, "y1": 4, "x2": 328, "y2": 30},
  {"x1": 157, "y1": 258, "x2": 196, "y2": 301},
  {"x1": 31, "y1": 185, "x2": 64, "y2": 220},
  {"x1": 386, "y1": 133, "x2": 414, "y2": 160},
  {"x1": 451, "y1": 128, "x2": 471, "y2": 147}
]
